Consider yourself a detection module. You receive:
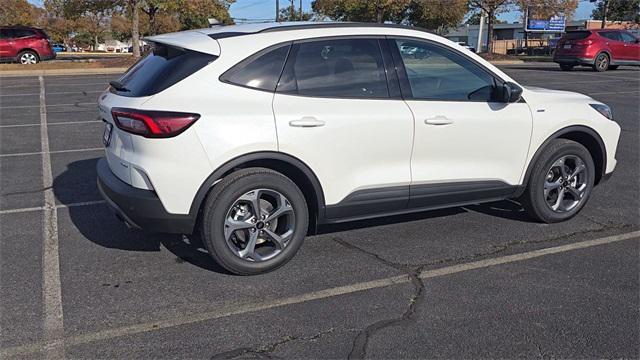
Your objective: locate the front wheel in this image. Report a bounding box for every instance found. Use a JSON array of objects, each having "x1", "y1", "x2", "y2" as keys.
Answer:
[
  {"x1": 200, "y1": 168, "x2": 309, "y2": 275},
  {"x1": 521, "y1": 139, "x2": 595, "y2": 223}
]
